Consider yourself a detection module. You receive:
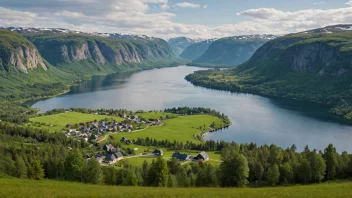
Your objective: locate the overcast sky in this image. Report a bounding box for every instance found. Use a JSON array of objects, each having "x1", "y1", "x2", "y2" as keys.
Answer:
[{"x1": 1, "y1": 0, "x2": 352, "y2": 39}]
